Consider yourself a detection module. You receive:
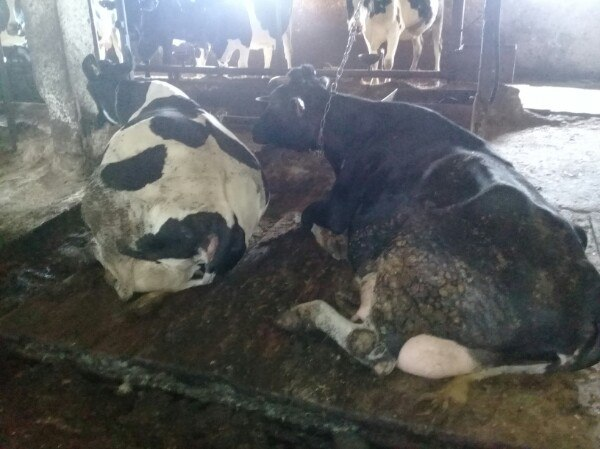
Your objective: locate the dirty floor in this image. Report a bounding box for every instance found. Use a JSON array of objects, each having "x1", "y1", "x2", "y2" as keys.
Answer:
[{"x1": 1, "y1": 117, "x2": 600, "y2": 448}]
